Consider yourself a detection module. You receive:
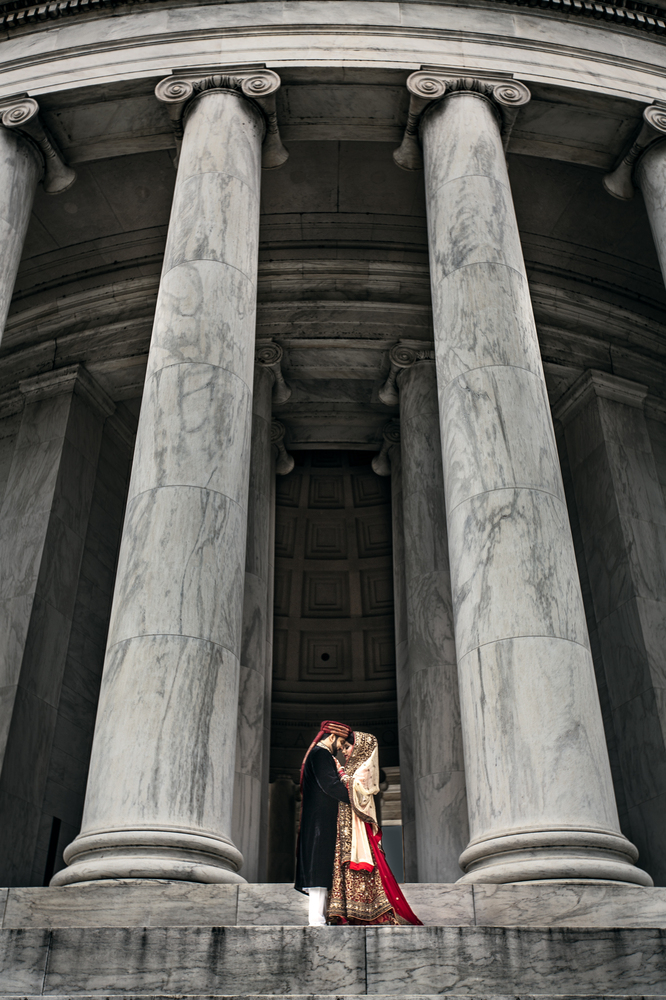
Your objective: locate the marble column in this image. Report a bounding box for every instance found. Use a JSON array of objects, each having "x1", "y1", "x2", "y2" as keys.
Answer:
[
  {"x1": 0, "y1": 366, "x2": 113, "y2": 885},
  {"x1": 556, "y1": 371, "x2": 666, "y2": 886},
  {"x1": 372, "y1": 419, "x2": 418, "y2": 880},
  {"x1": 398, "y1": 357, "x2": 468, "y2": 882},
  {"x1": 635, "y1": 121, "x2": 666, "y2": 286},
  {"x1": 0, "y1": 98, "x2": 76, "y2": 342},
  {"x1": 603, "y1": 104, "x2": 666, "y2": 286},
  {"x1": 232, "y1": 350, "x2": 291, "y2": 882},
  {"x1": 54, "y1": 71, "x2": 285, "y2": 886},
  {"x1": 407, "y1": 70, "x2": 650, "y2": 884}
]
